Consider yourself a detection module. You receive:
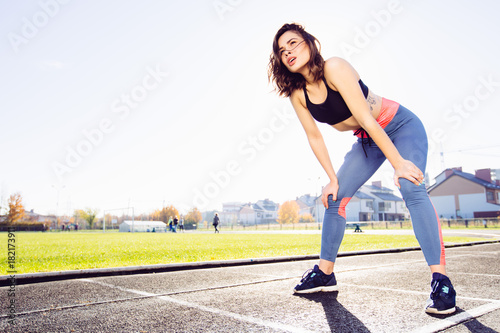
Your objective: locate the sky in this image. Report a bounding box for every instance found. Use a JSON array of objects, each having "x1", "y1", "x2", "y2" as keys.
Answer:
[{"x1": 1, "y1": 0, "x2": 499, "y2": 217}]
